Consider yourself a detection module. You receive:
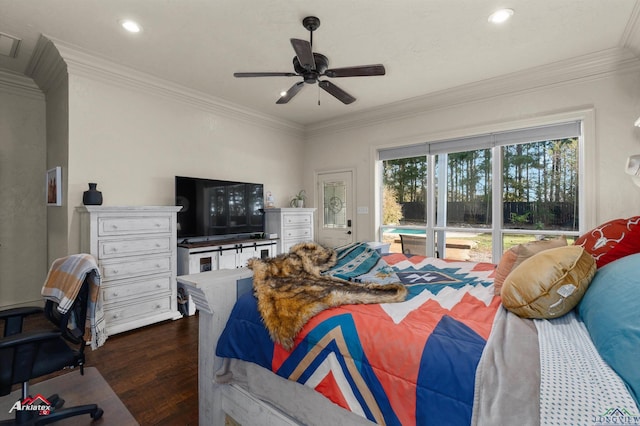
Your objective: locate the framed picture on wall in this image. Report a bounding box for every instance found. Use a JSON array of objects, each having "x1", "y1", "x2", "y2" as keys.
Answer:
[{"x1": 46, "y1": 166, "x2": 62, "y2": 206}]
